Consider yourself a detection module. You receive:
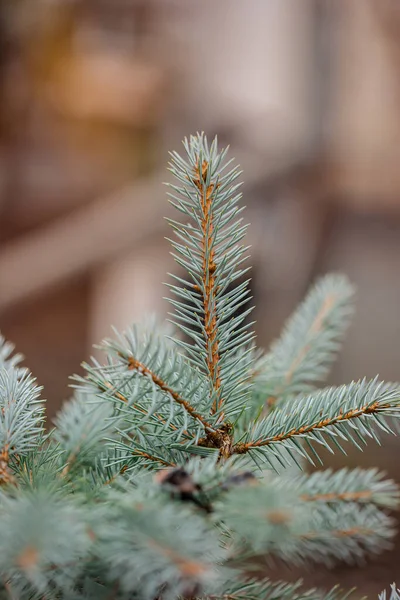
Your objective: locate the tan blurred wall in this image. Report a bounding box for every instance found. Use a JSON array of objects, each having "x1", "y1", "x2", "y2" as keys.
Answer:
[
  {"x1": 330, "y1": 0, "x2": 400, "y2": 208},
  {"x1": 162, "y1": 0, "x2": 318, "y2": 183}
]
